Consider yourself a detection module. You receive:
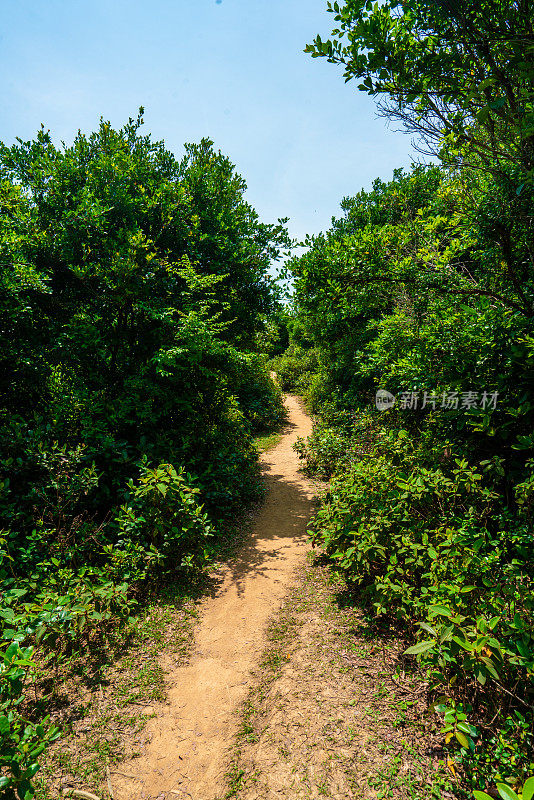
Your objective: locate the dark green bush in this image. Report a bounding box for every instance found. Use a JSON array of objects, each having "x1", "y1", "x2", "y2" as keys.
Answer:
[
  {"x1": 270, "y1": 343, "x2": 319, "y2": 395},
  {"x1": 113, "y1": 461, "x2": 213, "y2": 578},
  {"x1": 0, "y1": 114, "x2": 289, "y2": 795},
  {"x1": 230, "y1": 352, "x2": 285, "y2": 432},
  {"x1": 294, "y1": 424, "x2": 349, "y2": 479},
  {"x1": 309, "y1": 429, "x2": 534, "y2": 791}
]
